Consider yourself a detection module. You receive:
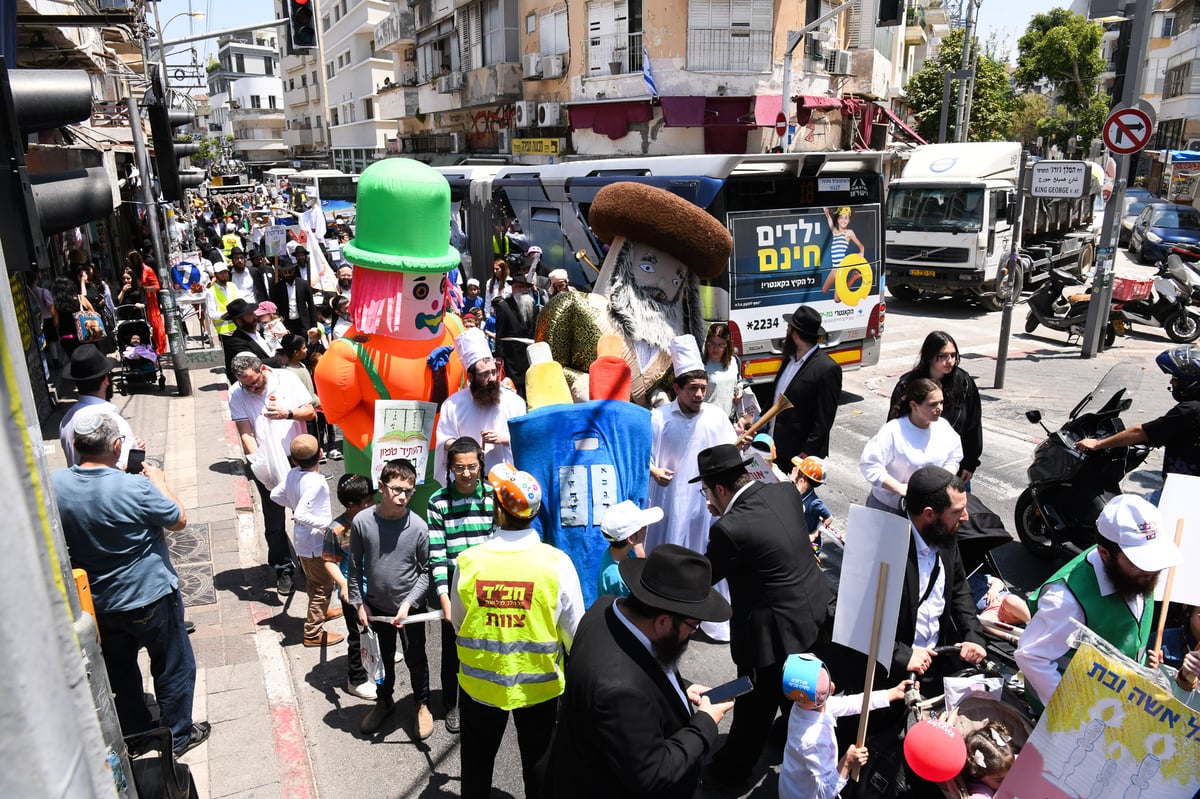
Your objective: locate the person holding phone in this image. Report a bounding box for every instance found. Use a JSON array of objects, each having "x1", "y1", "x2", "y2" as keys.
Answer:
[{"x1": 58, "y1": 344, "x2": 143, "y2": 470}]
